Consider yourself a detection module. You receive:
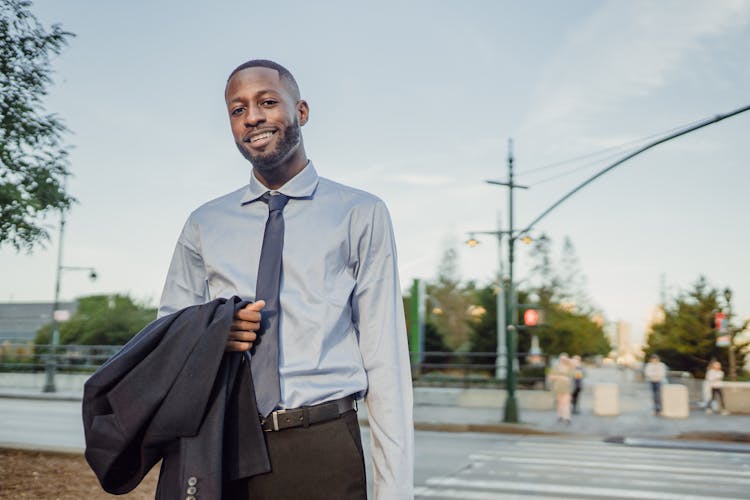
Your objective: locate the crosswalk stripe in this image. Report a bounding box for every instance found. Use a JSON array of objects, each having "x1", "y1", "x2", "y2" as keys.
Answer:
[
  {"x1": 468, "y1": 454, "x2": 750, "y2": 478},
  {"x1": 472, "y1": 446, "x2": 740, "y2": 464},
  {"x1": 415, "y1": 485, "x2": 577, "y2": 500},
  {"x1": 460, "y1": 461, "x2": 750, "y2": 487},
  {"x1": 424, "y1": 477, "x2": 749, "y2": 500}
]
